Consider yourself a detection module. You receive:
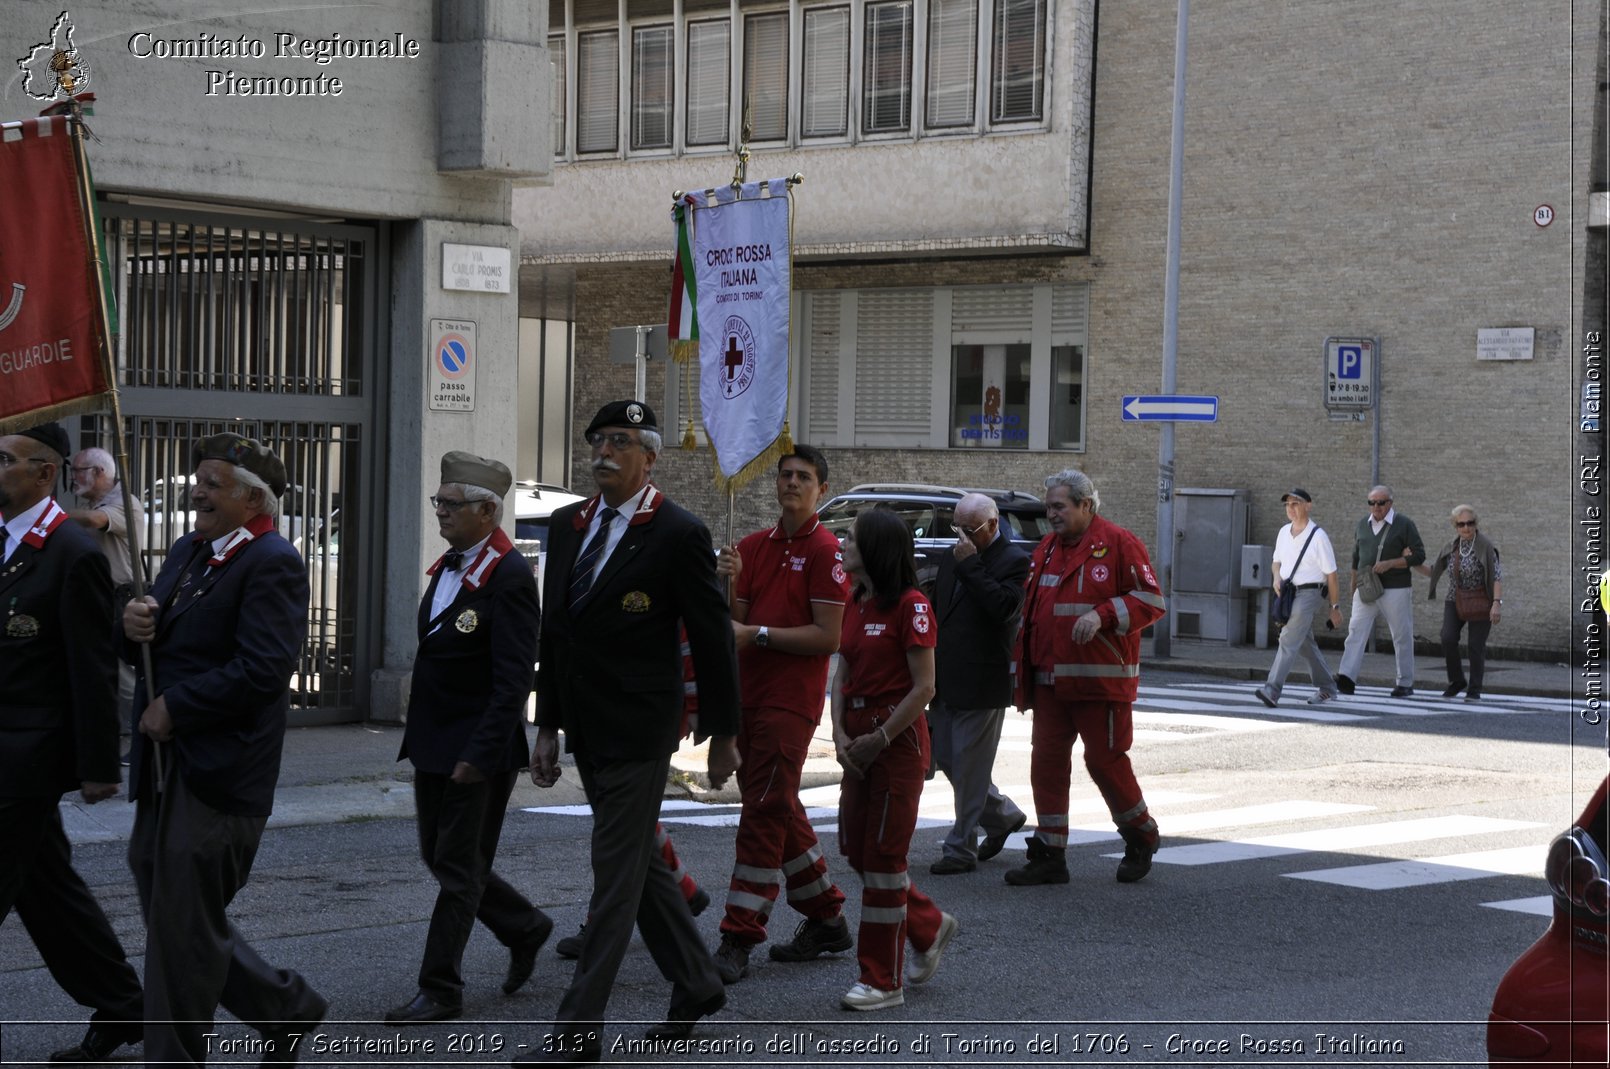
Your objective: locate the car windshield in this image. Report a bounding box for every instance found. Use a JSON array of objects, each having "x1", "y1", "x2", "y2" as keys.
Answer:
[{"x1": 818, "y1": 500, "x2": 953, "y2": 542}]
